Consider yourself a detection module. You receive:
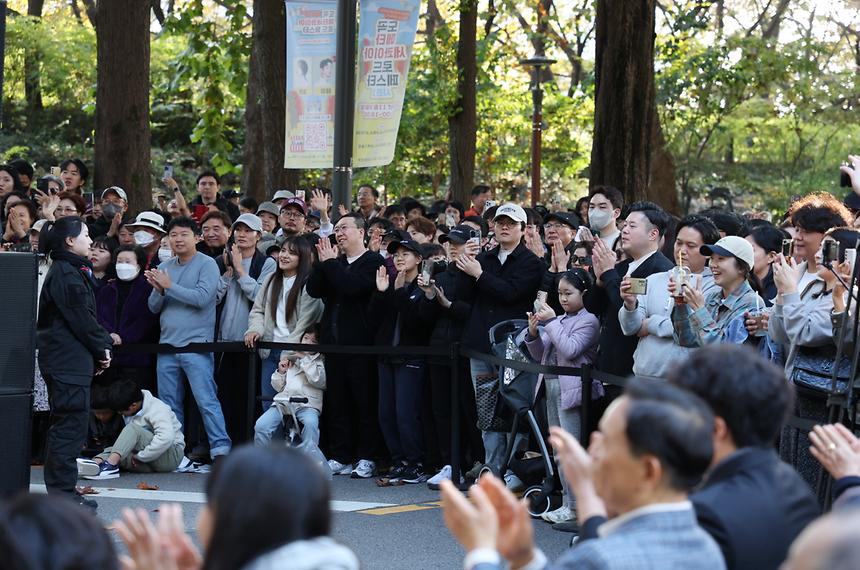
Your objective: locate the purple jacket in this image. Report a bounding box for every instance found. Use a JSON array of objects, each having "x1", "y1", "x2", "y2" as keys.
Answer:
[
  {"x1": 525, "y1": 308, "x2": 601, "y2": 409},
  {"x1": 96, "y1": 275, "x2": 158, "y2": 368}
]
